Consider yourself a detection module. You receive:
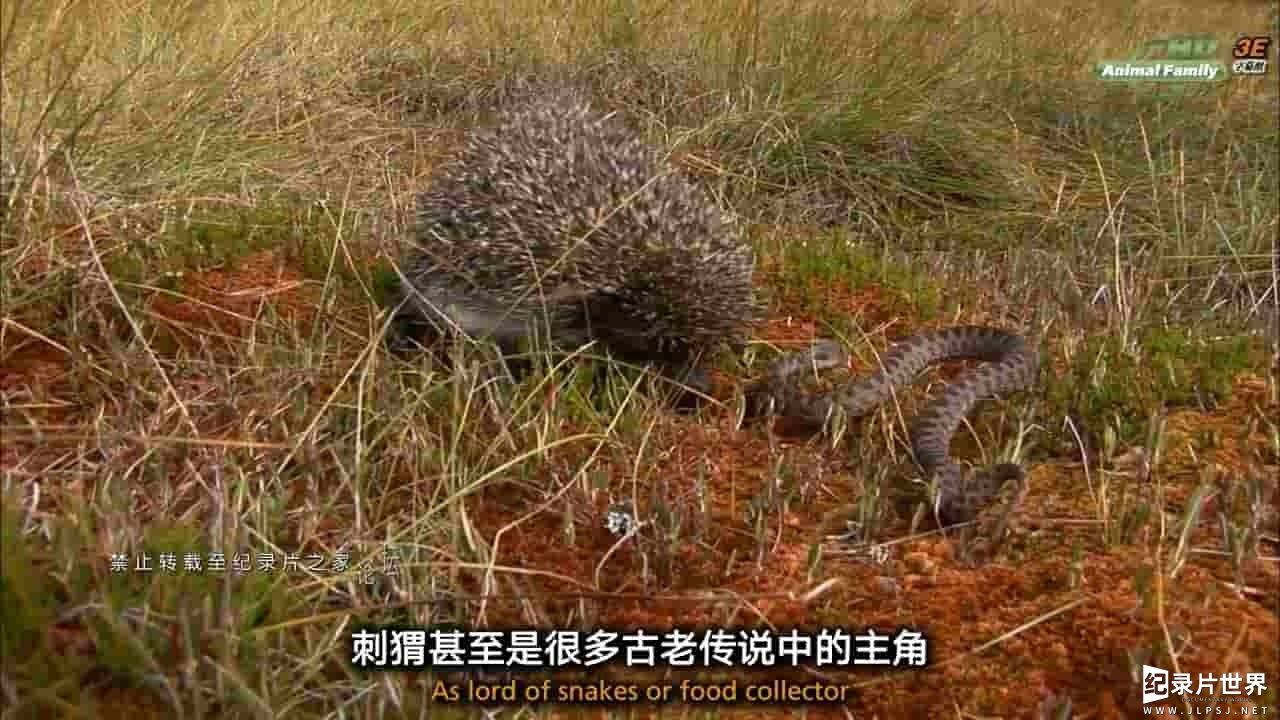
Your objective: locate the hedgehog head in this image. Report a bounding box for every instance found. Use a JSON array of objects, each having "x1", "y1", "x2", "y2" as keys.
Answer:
[{"x1": 576, "y1": 238, "x2": 758, "y2": 375}]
